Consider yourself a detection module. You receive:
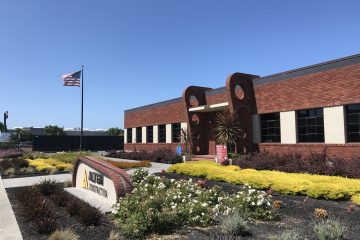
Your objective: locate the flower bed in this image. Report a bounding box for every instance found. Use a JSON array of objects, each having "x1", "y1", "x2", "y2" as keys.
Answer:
[
  {"x1": 27, "y1": 158, "x2": 73, "y2": 172},
  {"x1": 111, "y1": 169, "x2": 278, "y2": 239},
  {"x1": 233, "y1": 151, "x2": 360, "y2": 178},
  {"x1": 168, "y1": 161, "x2": 360, "y2": 205},
  {"x1": 105, "y1": 159, "x2": 151, "y2": 169},
  {"x1": 106, "y1": 149, "x2": 182, "y2": 164}
]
